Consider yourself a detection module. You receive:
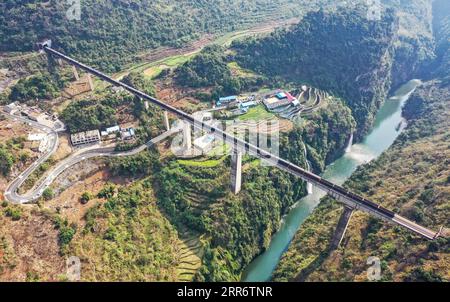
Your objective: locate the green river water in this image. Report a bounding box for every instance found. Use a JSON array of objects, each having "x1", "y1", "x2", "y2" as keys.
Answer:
[{"x1": 242, "y1": 79, "x2": 422, "y2": 282}]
